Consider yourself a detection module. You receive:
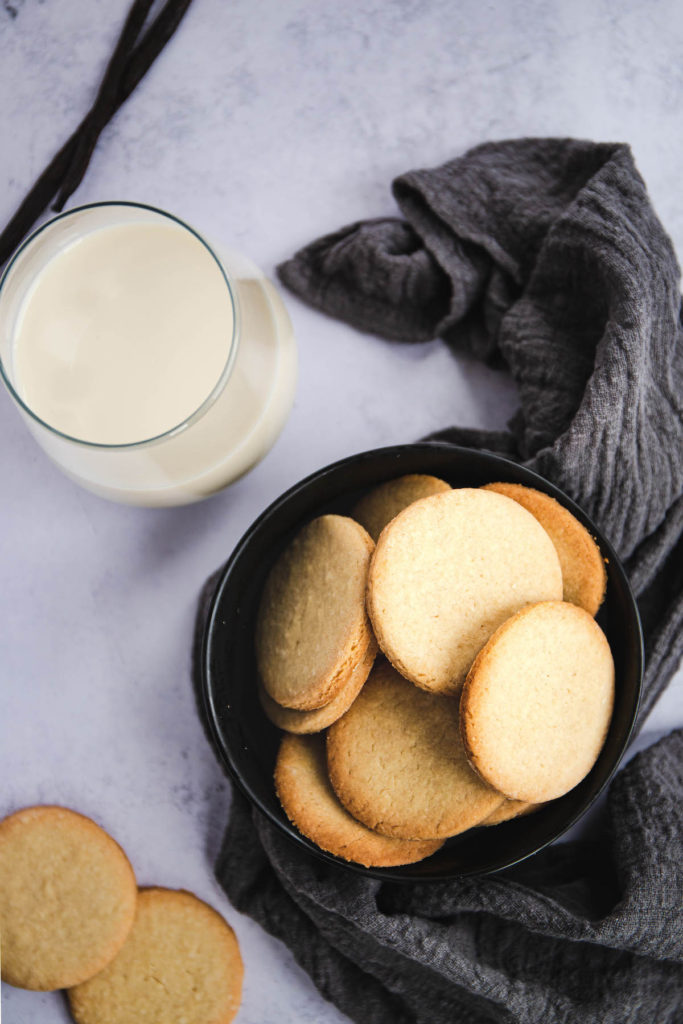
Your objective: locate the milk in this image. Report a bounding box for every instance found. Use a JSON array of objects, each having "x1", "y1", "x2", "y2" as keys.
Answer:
[
  {"x1": 0, "y1": 204, "x2": 297, "y2": 505},
  {"x1": 15, "y1": 222, "x2": 233, "y2": 446}
]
